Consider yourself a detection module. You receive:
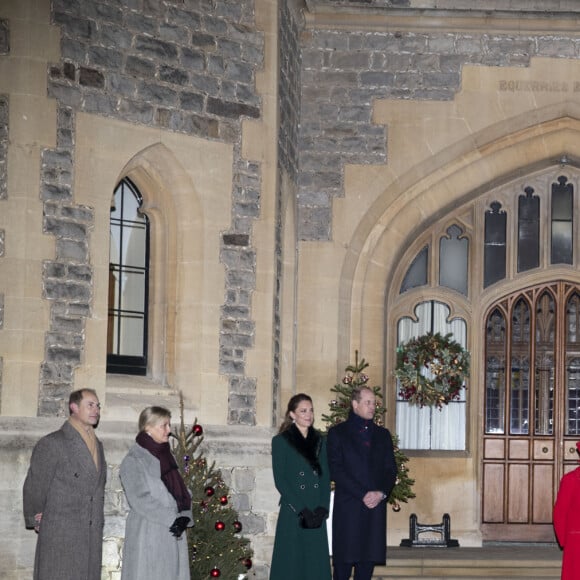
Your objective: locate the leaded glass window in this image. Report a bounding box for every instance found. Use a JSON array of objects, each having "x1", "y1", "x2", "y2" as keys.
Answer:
[
  {"x1": 566, "y1": 292, "x2": 580, "y2": 436},
  {"x1": 484, "y1": 201, "x2": 507, "y2": 288},
  {"x1": 551, "y1": 176, "x2": 573, "y2": 265},
  {"x1": 485, "y1": 308, "x2": 506, "y2": 434},
  {"x1": 396, "y1": 301, "x2": 467, "y2": 450},
  {"x1": 534, "y1": 292, "x2": 554, "y2": 436},
  {"x1": 484, "y1": 288, "x2": 560, "y2": 437},
  {"x1": 517, "y1": 187, "x2": 540, "y2": 273},
  {"x1": 510, "y1": 298, "x2": 530, "y2": 435},
  {"x1": 440, "y1": 225, "x2": 468, "y2": 296},
  {"x1": 400, "y1": 246, "x2": 428, "y2": 293}
]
